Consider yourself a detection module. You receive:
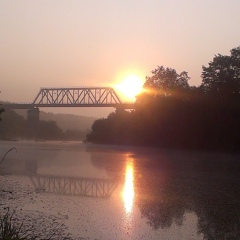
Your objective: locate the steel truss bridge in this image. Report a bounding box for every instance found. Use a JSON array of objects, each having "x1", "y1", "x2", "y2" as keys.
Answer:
[
  {"x1": 29, "y1": 174, "x2": 118, "y2": 198},
  {"x1": 2, "y1": 87, "x2": 134, "y2": 109}
]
